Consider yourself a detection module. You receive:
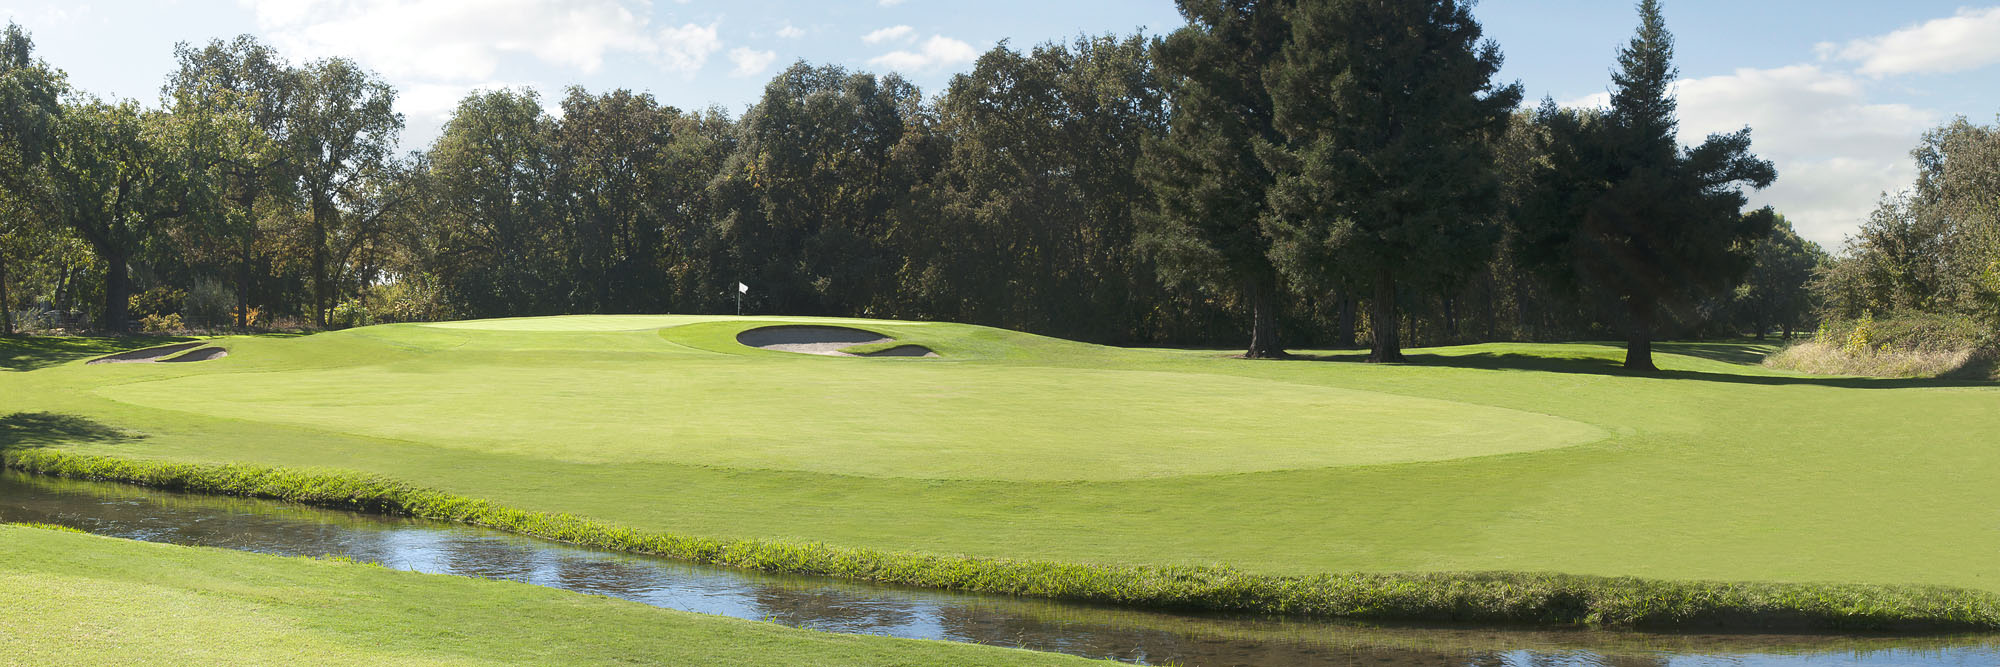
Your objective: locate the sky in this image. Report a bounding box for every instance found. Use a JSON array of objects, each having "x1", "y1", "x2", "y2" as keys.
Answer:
[{"x1": 2, "y1": 1, "x2": 1998, "y2": 249}]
